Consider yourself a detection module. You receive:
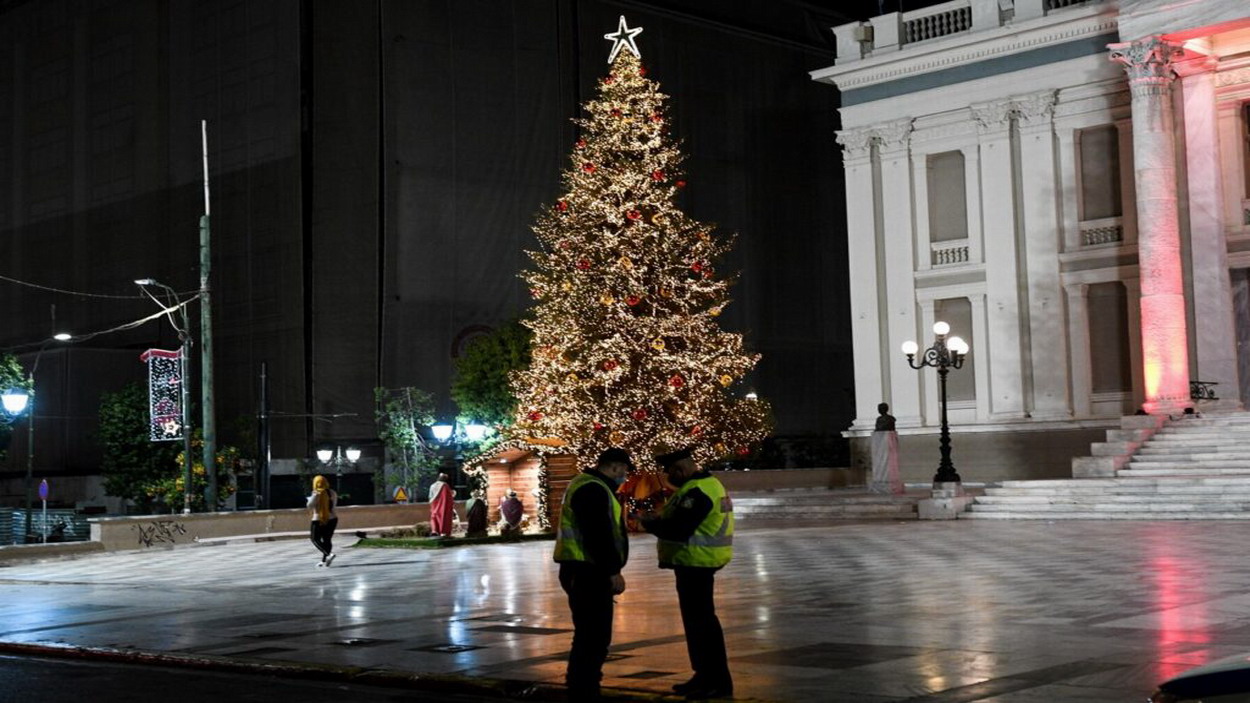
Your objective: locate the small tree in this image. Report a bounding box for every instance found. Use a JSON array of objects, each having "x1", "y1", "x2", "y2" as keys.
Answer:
[
  {"x1": 0, "y1": 353, "x2": 33, "y2": 462},
  {"x1": 451, "y1": 320, "x2": 532, "y2": 428},
  {"x1": 98, "y1": 382, "x2": 180, "y2": 511},
  {"x1": 374, "y1": 387, "x2": 441, "y2": 498},
  {"x1": 143, "y1": 430, "x2": 238, "y2": 513}
]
